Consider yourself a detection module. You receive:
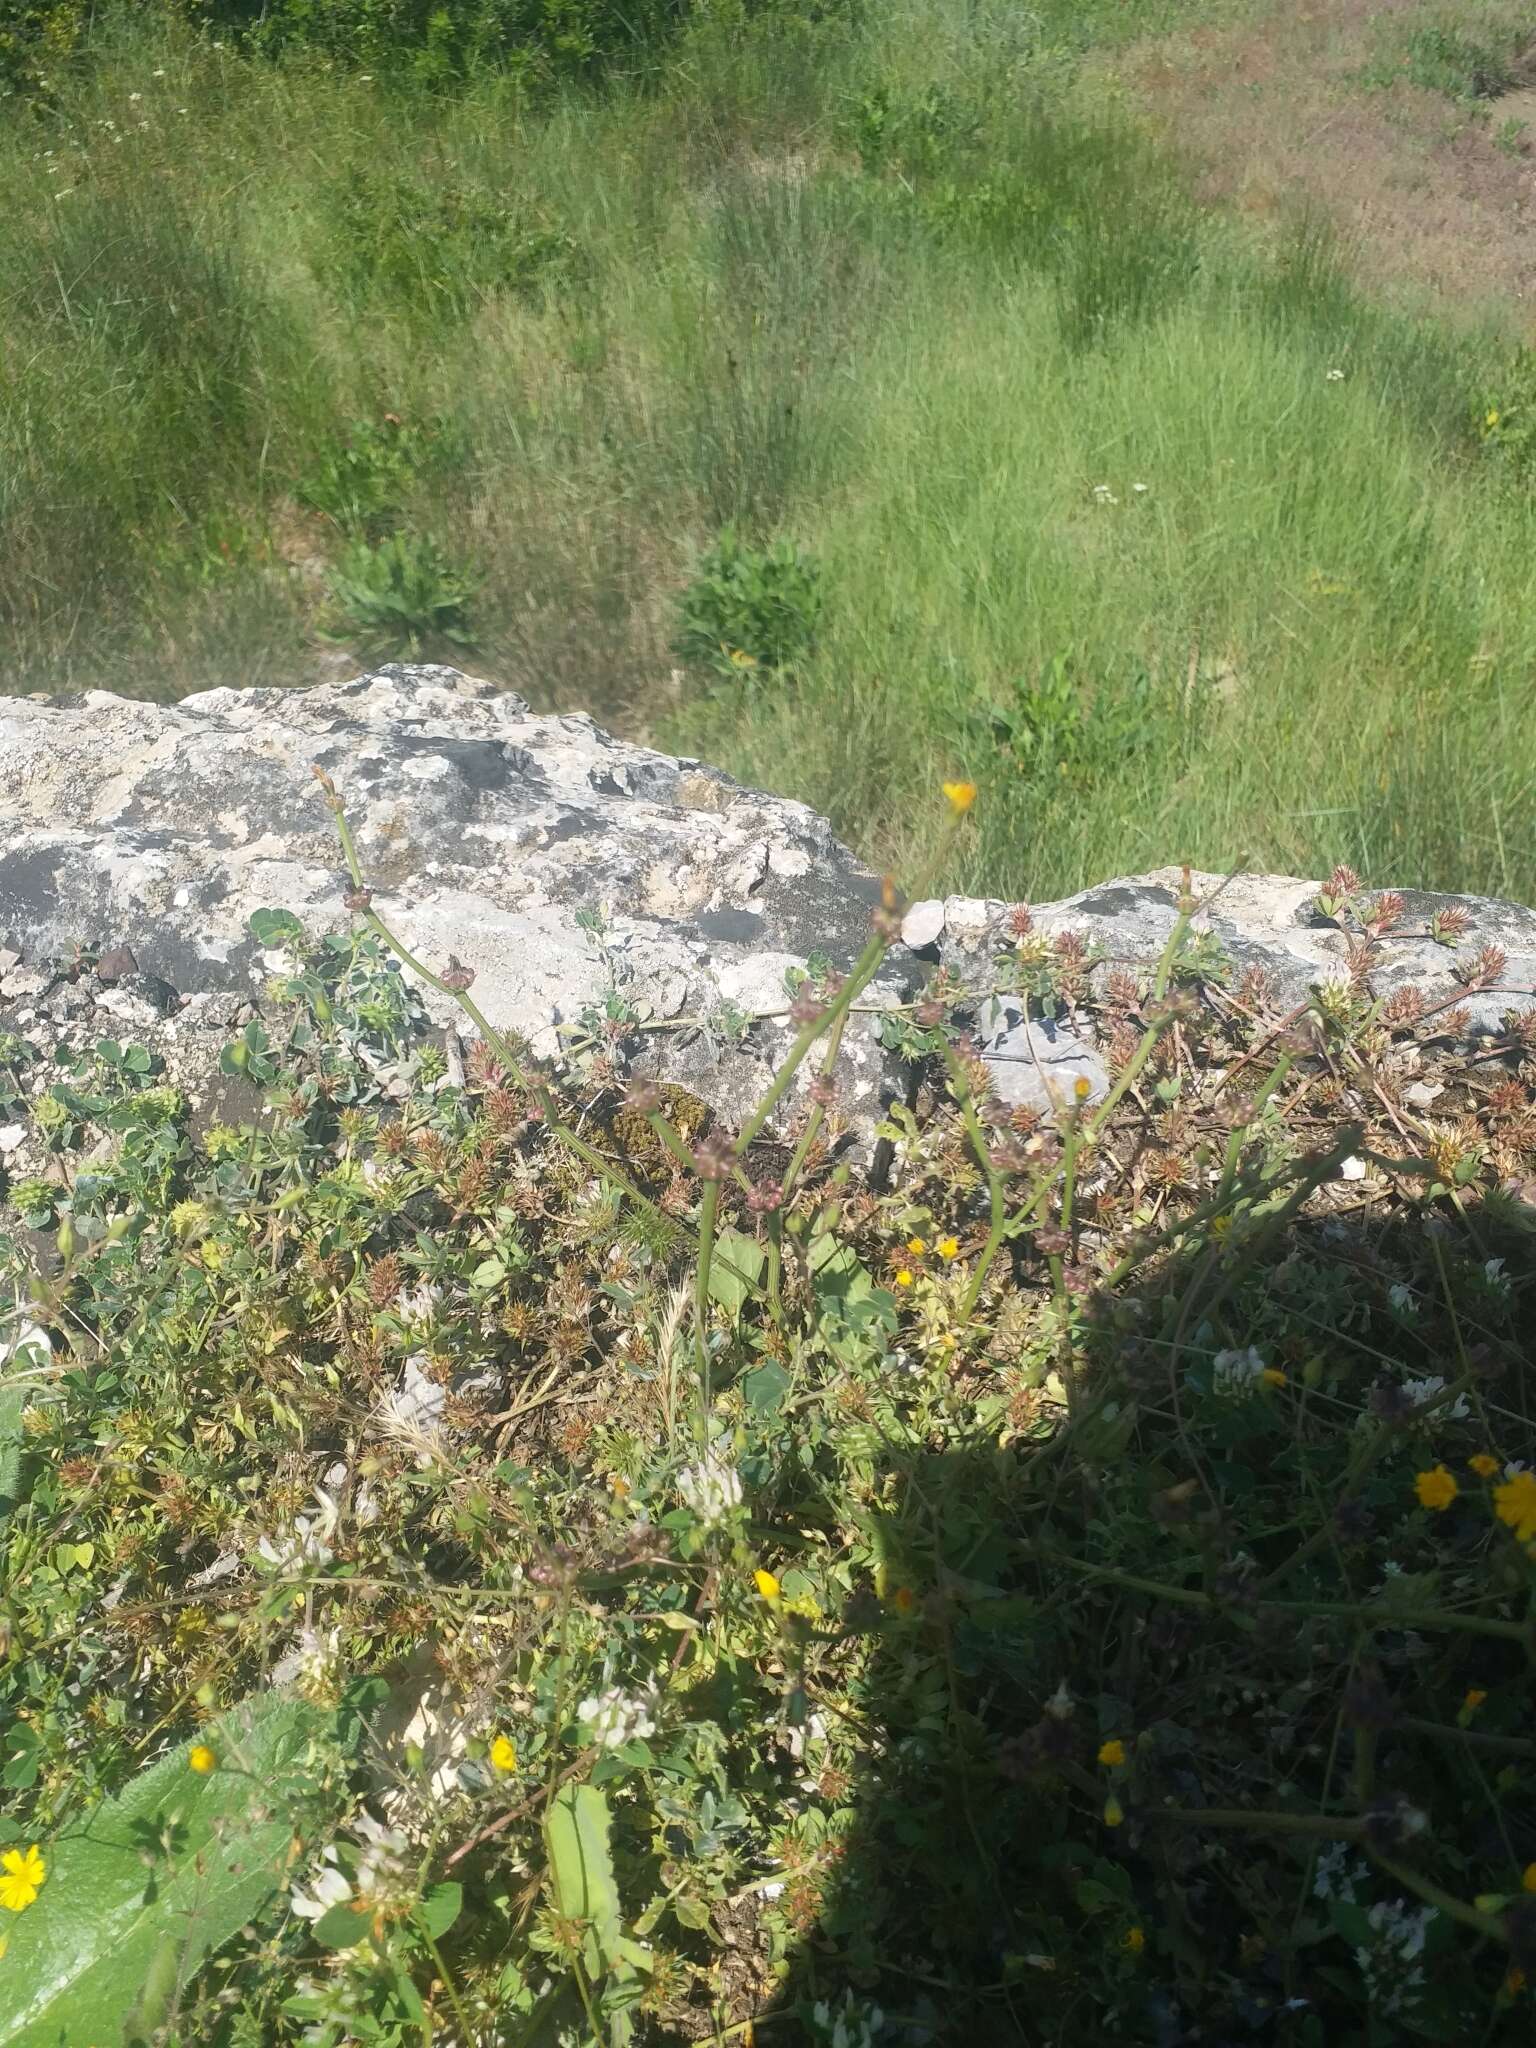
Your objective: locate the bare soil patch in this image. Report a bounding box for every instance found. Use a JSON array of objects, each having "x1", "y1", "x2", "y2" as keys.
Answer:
[{"x1": 1109, "y1": 0, "x2": 1536, "y2": 323}]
